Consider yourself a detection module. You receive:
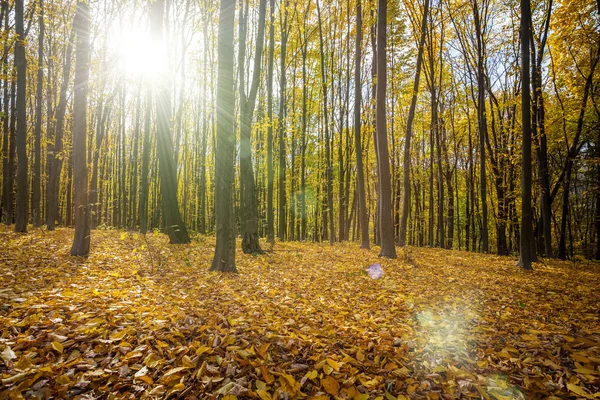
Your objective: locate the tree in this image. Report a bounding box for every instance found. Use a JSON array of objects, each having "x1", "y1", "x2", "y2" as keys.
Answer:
[
  {"x1": 399, "y1": 0, "x2": 429, "y2": 247},
  {"x1": 375, "y1": 0, "x2": 396, "y2": 258},
  {"x1": 354, "y1": 0, "x2": 369, "y2": 249},
  {"x1": 70, "y1": 0, "x2": 91, "y2": 256},
  {"x1": 211, "y1": 0, "x2": 237, "y2": 272},
  {"x1": 151, "y1": 0, "x2": 190, "y2": 244},
  {"x1": 239, "y1": 0, "x2": 267, "y2": 254},
  {"x1": 31, "y1": 0, "x2": 44, "y2": 227},
  {"x1": 472, "y1": 0, "x2": 489, "y2": 253},
  {"x1": 316, "y1": 0, "x2": 335, "y2": 245},
  {"x1": 14, "y1": 0, "x2": 27, "y2": 232}
]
